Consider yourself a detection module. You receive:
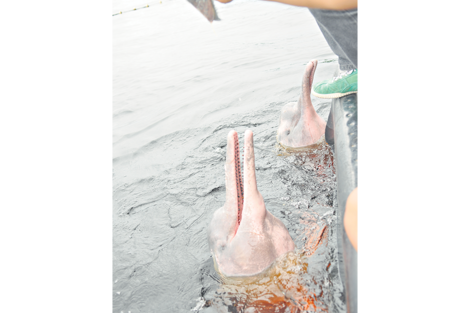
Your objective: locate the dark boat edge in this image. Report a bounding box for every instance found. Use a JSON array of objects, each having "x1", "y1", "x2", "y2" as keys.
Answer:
[{"x1": 330, "y1": 90, "x2": 358, "y2": 313}]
